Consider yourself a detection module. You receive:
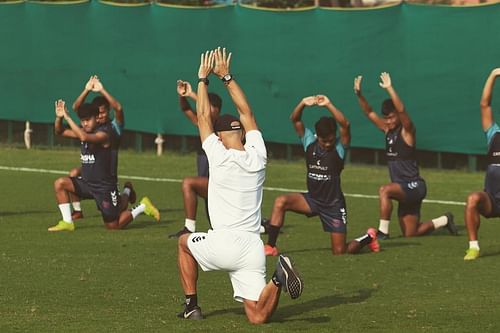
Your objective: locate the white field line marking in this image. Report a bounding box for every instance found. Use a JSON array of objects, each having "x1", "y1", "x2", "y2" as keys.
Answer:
[{"x1": 0, "y1": 165, "x2": 465, "y2": 206}]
